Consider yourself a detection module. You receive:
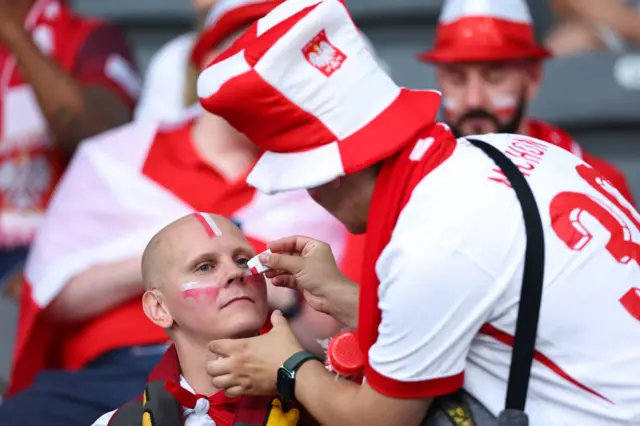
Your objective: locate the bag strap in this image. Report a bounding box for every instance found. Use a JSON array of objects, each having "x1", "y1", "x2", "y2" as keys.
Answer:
[{"x1": 467, "y1": 138, "x2": 546, "y2": 413}]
